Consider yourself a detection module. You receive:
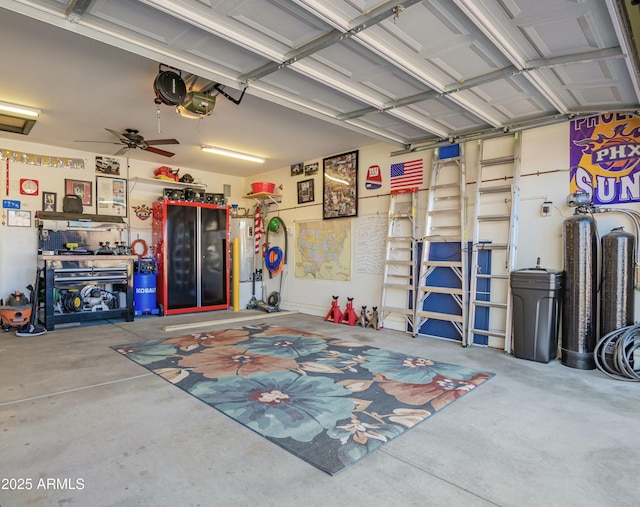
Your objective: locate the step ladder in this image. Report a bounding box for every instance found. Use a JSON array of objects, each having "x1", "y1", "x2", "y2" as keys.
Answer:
[
  {"x1": 414, "y1": 145, "x2": 467, "y2": 340},
  {"x1": 379, "y1": 188, "x2": 418, "y2": 331},
  {"x1": 466, "y1": 134, "x2": 521, "y2": 352}
]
